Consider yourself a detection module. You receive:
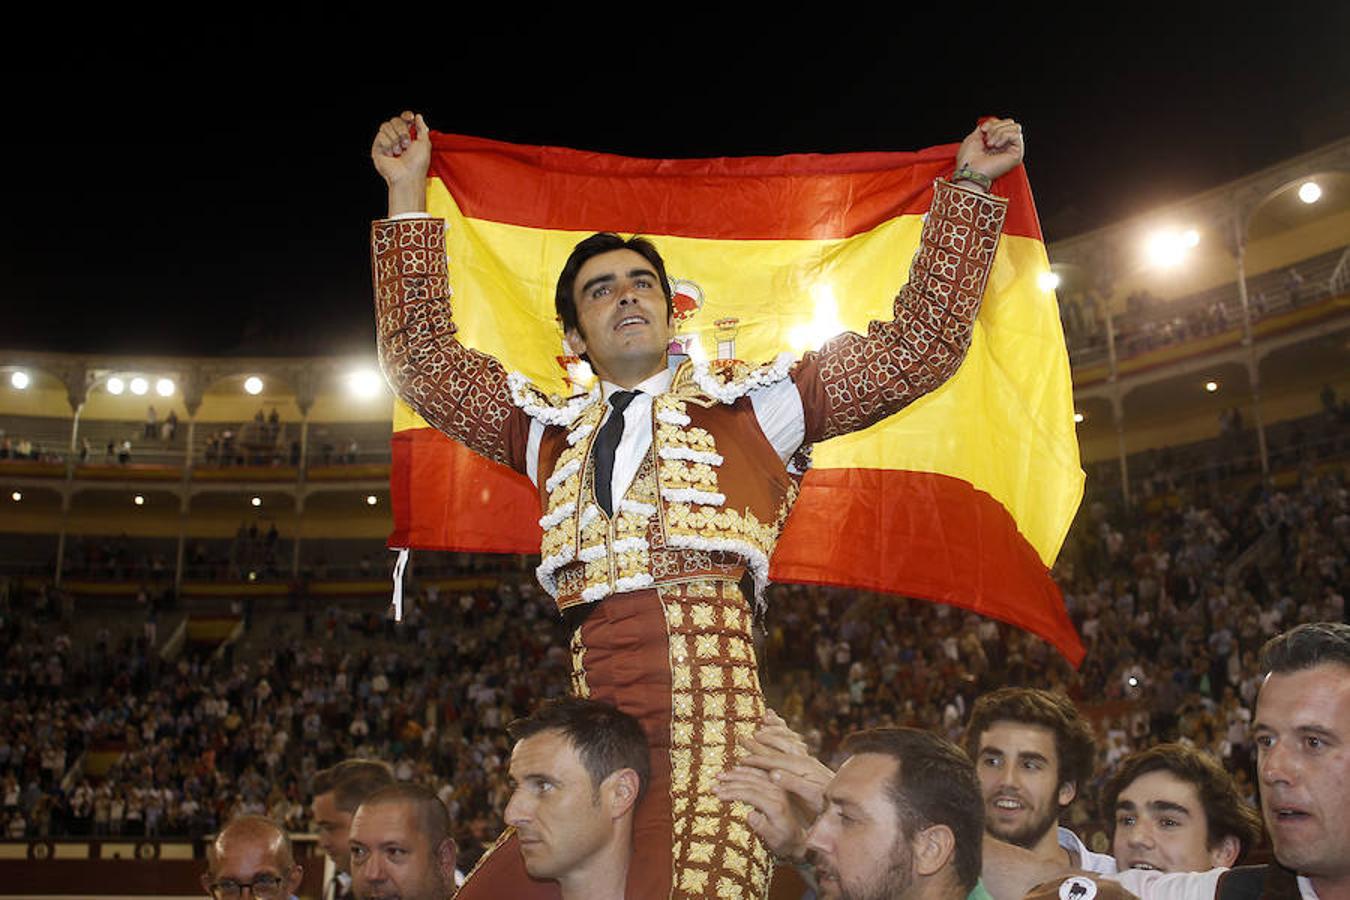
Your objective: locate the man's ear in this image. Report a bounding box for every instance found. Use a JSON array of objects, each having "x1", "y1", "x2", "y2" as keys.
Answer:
[
  {"x1": 437, "y1": 837, "x2": 459, "y2": 881},
  {"x1": 913, "y1": 823, "x2": 956, "y2": 877},
  {"x1": 565, "y1": 327, "x2": 588, "y2": 358},
  {"x1": 1057, "y1": 780, "x2": 1077, "y2": 808},
  {"x1": 1209, "y1": 835, "x2": 1241, "y2": 869},
  {"x1": 286, "y1": 864, "x2": 304, "y2": 894},
  {"x1": 603, "y1": 768, "x2": 641, "y2": 820}
]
